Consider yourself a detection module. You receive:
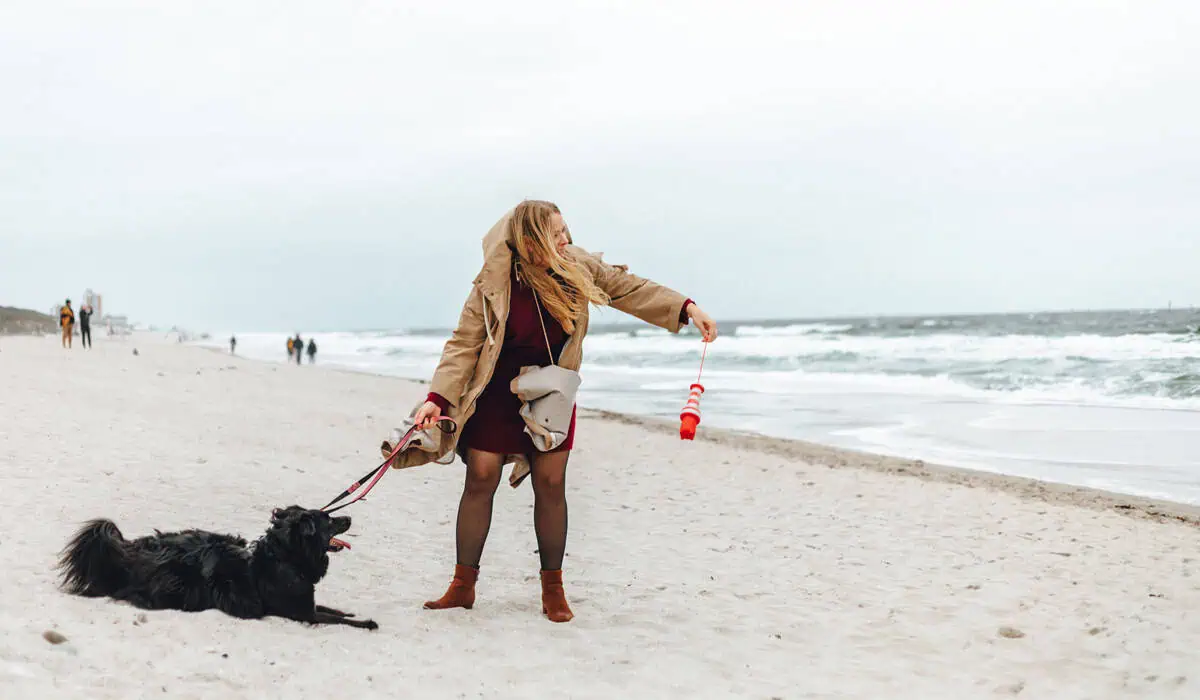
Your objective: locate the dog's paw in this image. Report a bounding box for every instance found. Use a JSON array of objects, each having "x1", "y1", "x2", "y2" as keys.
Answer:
[{"x1": 364, "y1": 619, "x2": 379, "y2": 631}]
